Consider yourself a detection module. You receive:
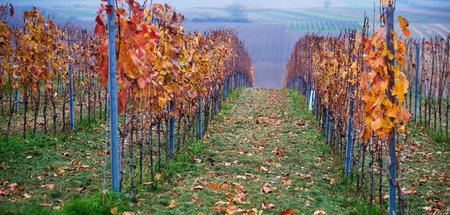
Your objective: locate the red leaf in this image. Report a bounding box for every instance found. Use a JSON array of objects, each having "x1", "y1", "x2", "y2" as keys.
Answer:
[
  {"x1": 424, "y1": 40, "x2": 433, "y2": 51},
  {"x1": 94, "y1": 16, "x2": 106, "y2": 38},
  {"x1": 9, "y1": 3, "x2": 14, "y2": 16},
  {"x1": 105, "y1": 5, "x2": 113, "y2": 15},
  {"x1": 98, "y1": 57, "x2": 109, "y2": 87},
  {"x1": 117, "y1": 90, "x2": 127, "y2": 115},
  {"x1": 150, "y1": 25, "x2": 160, "y2": 39}
]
